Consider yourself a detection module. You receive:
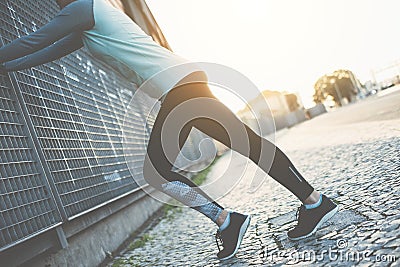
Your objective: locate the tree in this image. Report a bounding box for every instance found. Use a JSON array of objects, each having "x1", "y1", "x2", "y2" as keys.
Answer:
[
  {"x1": 313, "y1": 77, "x2": 326, "y2": 104},
  {"x1": 314, "y1": 69, "x2": 359, "y2": 107}
]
